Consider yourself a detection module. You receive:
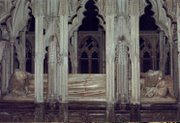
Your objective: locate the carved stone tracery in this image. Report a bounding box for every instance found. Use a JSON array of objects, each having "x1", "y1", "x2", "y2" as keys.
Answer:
[{"x1": 0, "y1": 0, "x2": 177, "y2": 107}]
